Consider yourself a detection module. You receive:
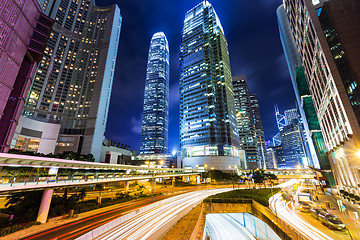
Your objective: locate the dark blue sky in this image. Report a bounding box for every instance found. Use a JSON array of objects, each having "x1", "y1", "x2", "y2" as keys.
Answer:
[{"x1": 97, "y1": 0, "x2": 296, "y2": 153}]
